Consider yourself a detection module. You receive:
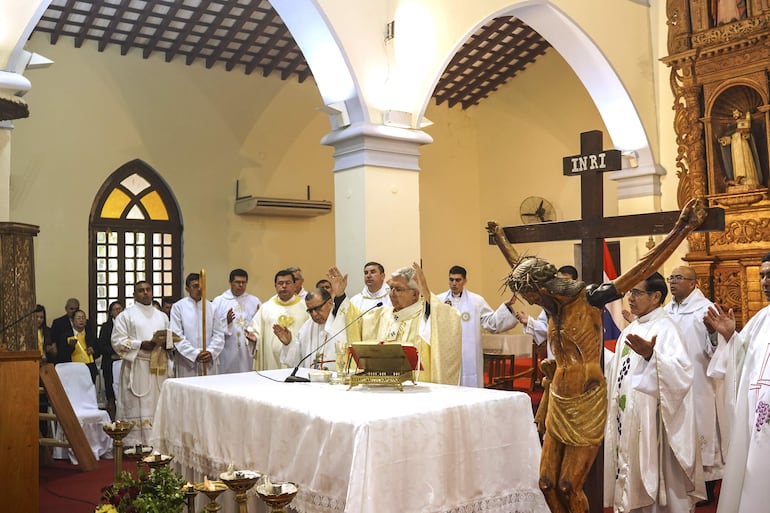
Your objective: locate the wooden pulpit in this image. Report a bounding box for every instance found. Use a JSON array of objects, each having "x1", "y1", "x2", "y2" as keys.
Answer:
[{"x1": 0, "y1": 222, "x2": 40, "y2": 513}]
